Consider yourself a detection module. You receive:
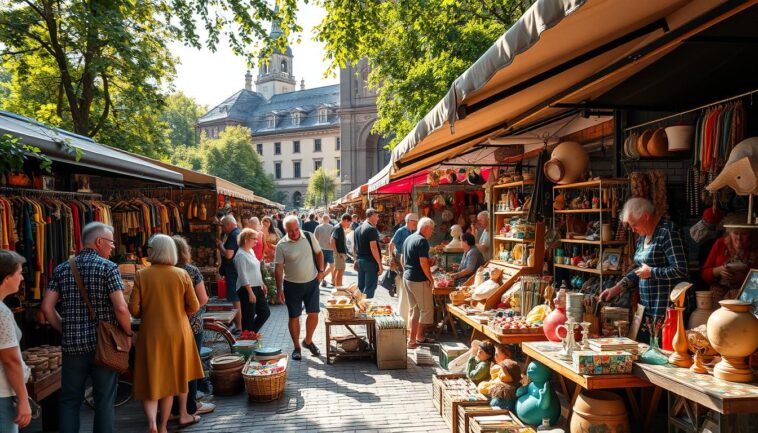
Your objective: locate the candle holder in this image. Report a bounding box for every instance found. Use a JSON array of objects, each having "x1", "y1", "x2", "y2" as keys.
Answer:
[
  {"x1": 556, "y1": 319, "x2": 579, "y2": 361},
  {"x1": 579, "y1": 321, "x2": 591, "y2": 349}
]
